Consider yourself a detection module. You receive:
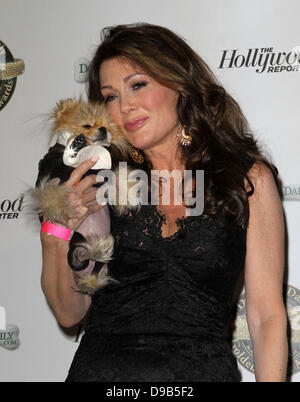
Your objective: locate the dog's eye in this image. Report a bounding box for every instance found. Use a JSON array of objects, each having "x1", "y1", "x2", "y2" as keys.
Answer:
[{"x1": 82, "y1": 124, "x2": 92, "y2": 129}]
